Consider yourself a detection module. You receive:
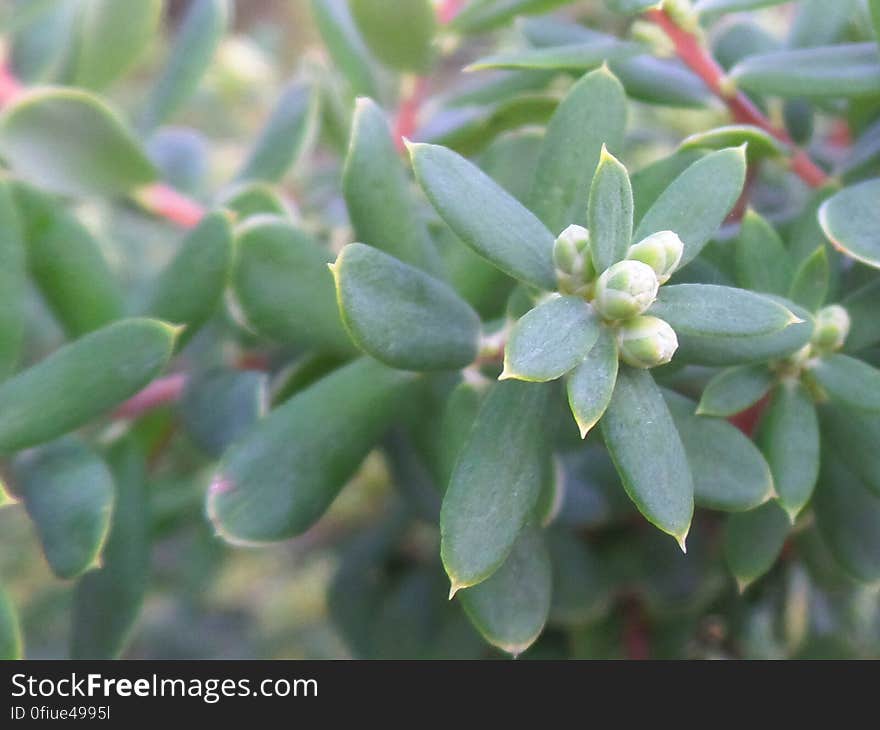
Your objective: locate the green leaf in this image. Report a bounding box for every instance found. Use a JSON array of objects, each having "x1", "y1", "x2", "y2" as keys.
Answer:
[
  {"x1": 11, "y1": 437, "x2": 113, "y2": 579},
  {"x1": 343, "y1": 98, "x2": 441, "y2": 274},
  {"x1": 145, "y1": 211, "x2": 233, "y2": 345},
  {"x1": 410, "y1": 142, "x2": 556, "y2": 289},
  {"x1": 231, "y1": 216, "x2": 356, "y2": 356},
  {"x1": 441, "y1": 380, "x2": 551, "y2": 591},
  {"x1": 695, "y1": 0, "x2": 797, "y2": 18},
  {"x1": 0, "y1": 318, "x2": 177, "y2": 453},
  {"x1": 0, "y1": 587, "x2": 23, "y2": 659},
  {"x1": 348, "y1": 0, "x2": 436, "y2": 73},
  {"x1": 606, "y1": 0, "x2": 663, "y2": 13},
  {"x1": 0, "y1": 88, "x2": 157, "y2": 198},
  {"x1": 842, "y1": 279, "x2": 880, "y2": 352},
  {"x1": 601, "y1": 367, "x2": 694, "y2": 548},
  {"x1": 589, "y1": 147, "x2": 634, "y2": 273},
  {"x1": 530, "y1": 67, "x2": 627, "y2": 234},
  {"x1": 140, "y1": 0, "x2": 231, "y2": 131},
  {"x1": 788, "y1": 246, "x2": 829, "y2": 312},
  {"x1": 333, "y1": 243, "x2": 480, "y2": 371},
  {"x1": 546, "y1": 528, "x2": 610, "y2": 626},
  {"x1": 566, "y1": 326, "x2": 618, "y2": 438},
  {"x1": 697, "y1": 364, "x2": 775, "y2": 418},
  {"x1": 807, "y1": 354, "x2": 880, "y2": 413},
  {"x1": 819, "y1": 405, "x2": 880, "y2": 498},
  {"x1": 815, "y1": 448, "x2": 880, "y2": 584},
  {"x1": 503, "y1": 296, "x2": 600, "y2": 382},
  {"x1": 71, "y1": 438, "x2": 149, "y2": 659},
  {"x1": 872, "y1": 0, "x2": 880, "y2": 50},
  {"x1": 311, "y1": 0, "x2": 380, "y2": 98},
  {"x1": 14, "y1": 185, "x2": 124, "y2": 338},
  {"x1": 235, "y1": 80, "x2": 319, "y2": 184},
  {"x1": 758, "y1": 381, "x2": 819, "y2": 521},
  {"x1": 634, "y1": 147, "x2": 747, "y2": 268},
  {"x1": 665, "y1": 390, "x2": 774, "y2": 512},
  {"x1": 180, "y1": 368, "x2": 268, "y2": 458},
  {"x1": 681, "y1": 125, "x2": 789, "y2": 162},
  {"x1": 0, "y1": 181, "x2": 26, "y2": 379},
  {"x1": 734, "y1": 210, "x2": 793, "y2": 296},
  {"x1": 218, "y1": 181, "x2": 291, "y2": 220},
  {"x1": 819, "y1": 179, "x2": 880, "y2": 269},
  {"x1": 650, "y1": 284, "x2": 799, "y2": 338},
  {"x1": 724, "y1": 501, "x2": 790, "y2": 592},
  {"x1": 730, "y1": 44, "x2": 880, "y2": 98},
  {"x1": 71, "y1": 0, "x2": 162, "y2": 91},
  {"x1": 631, "y1": 149, "x2": 704, "y2": 227},
  {"x1": 460, "y1": 525, "x2": 551, "y2": 656},
  {"x1": 467, "y1": 40, "x2": 644, "y2": 72},
  {"x1": 208, "y1": 358, "x2": 415, "y2": 543},
  {"x1": 452, "y1": 0, "x2": 573, "y2": 33}
]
